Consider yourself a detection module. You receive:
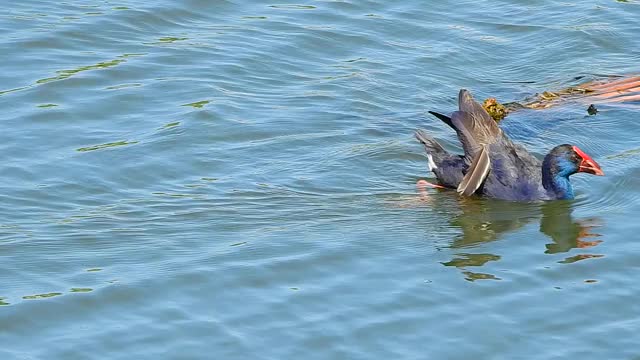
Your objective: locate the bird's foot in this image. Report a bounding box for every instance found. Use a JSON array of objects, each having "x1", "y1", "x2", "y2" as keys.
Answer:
[{"x1": 416, "y1": 179, "x2": 446, "y2": 189}]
